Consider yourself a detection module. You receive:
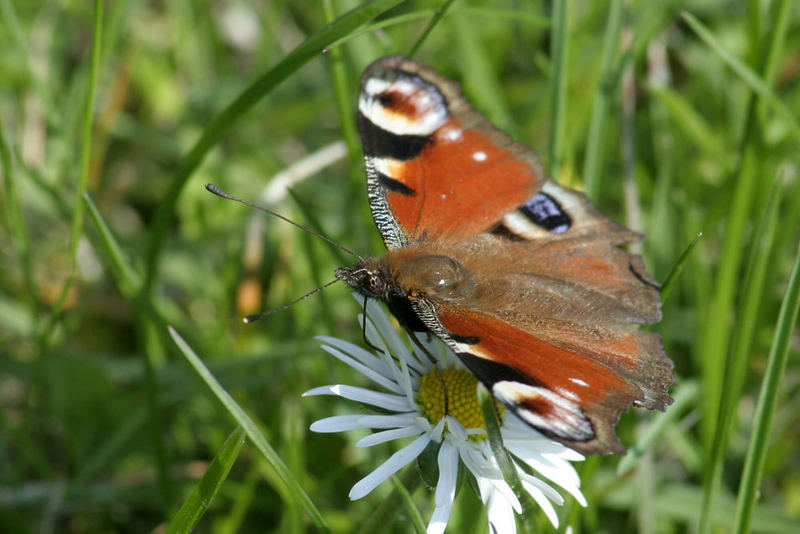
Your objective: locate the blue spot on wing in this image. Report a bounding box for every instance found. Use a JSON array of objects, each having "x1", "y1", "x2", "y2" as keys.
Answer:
[{"x1": 520, "y1": 192, "x2": 571, "y2": 233}]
